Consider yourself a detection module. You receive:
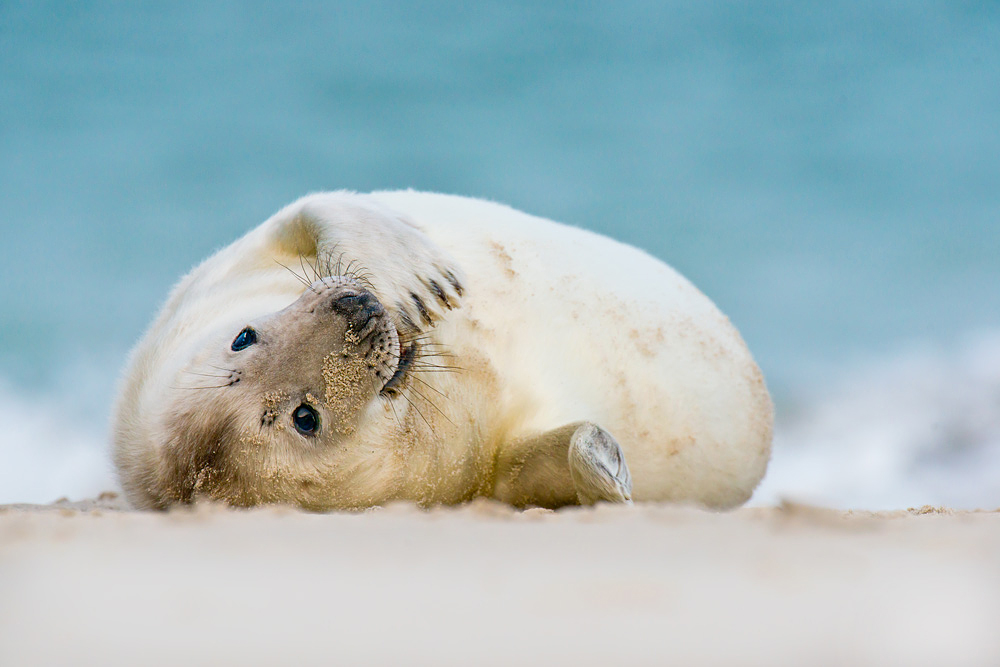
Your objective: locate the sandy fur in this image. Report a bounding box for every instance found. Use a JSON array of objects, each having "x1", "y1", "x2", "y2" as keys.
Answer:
[{"x1": 112, "y1": 191, "x2": 772, "y2": 510}]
